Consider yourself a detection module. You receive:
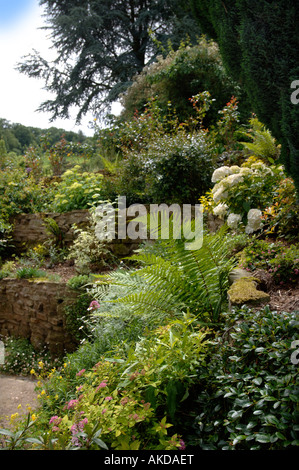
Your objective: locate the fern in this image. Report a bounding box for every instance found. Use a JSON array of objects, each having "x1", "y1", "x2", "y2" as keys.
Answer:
[
  {"x1": 90, "y1": 226, "x2": 236, "y2": 326},
  {"x1": 240, "y1": 117, "x2": 280, "y2": 163}
]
